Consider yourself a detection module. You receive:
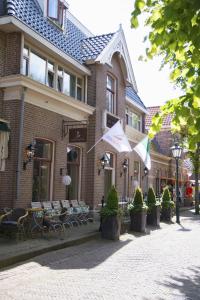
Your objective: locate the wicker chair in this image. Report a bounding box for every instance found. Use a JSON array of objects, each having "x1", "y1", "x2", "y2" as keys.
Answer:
[{"x1": 0, "y1": 208, "x2": 29, "y2": 239}]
